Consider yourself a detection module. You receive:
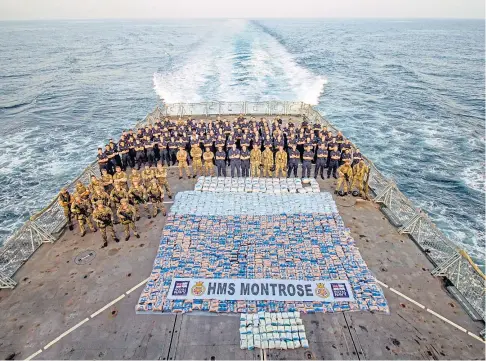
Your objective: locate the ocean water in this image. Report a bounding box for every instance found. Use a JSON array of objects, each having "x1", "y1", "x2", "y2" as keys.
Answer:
[{"x1": 0, "y1": 19, "x2": 484, "y2": 266}]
